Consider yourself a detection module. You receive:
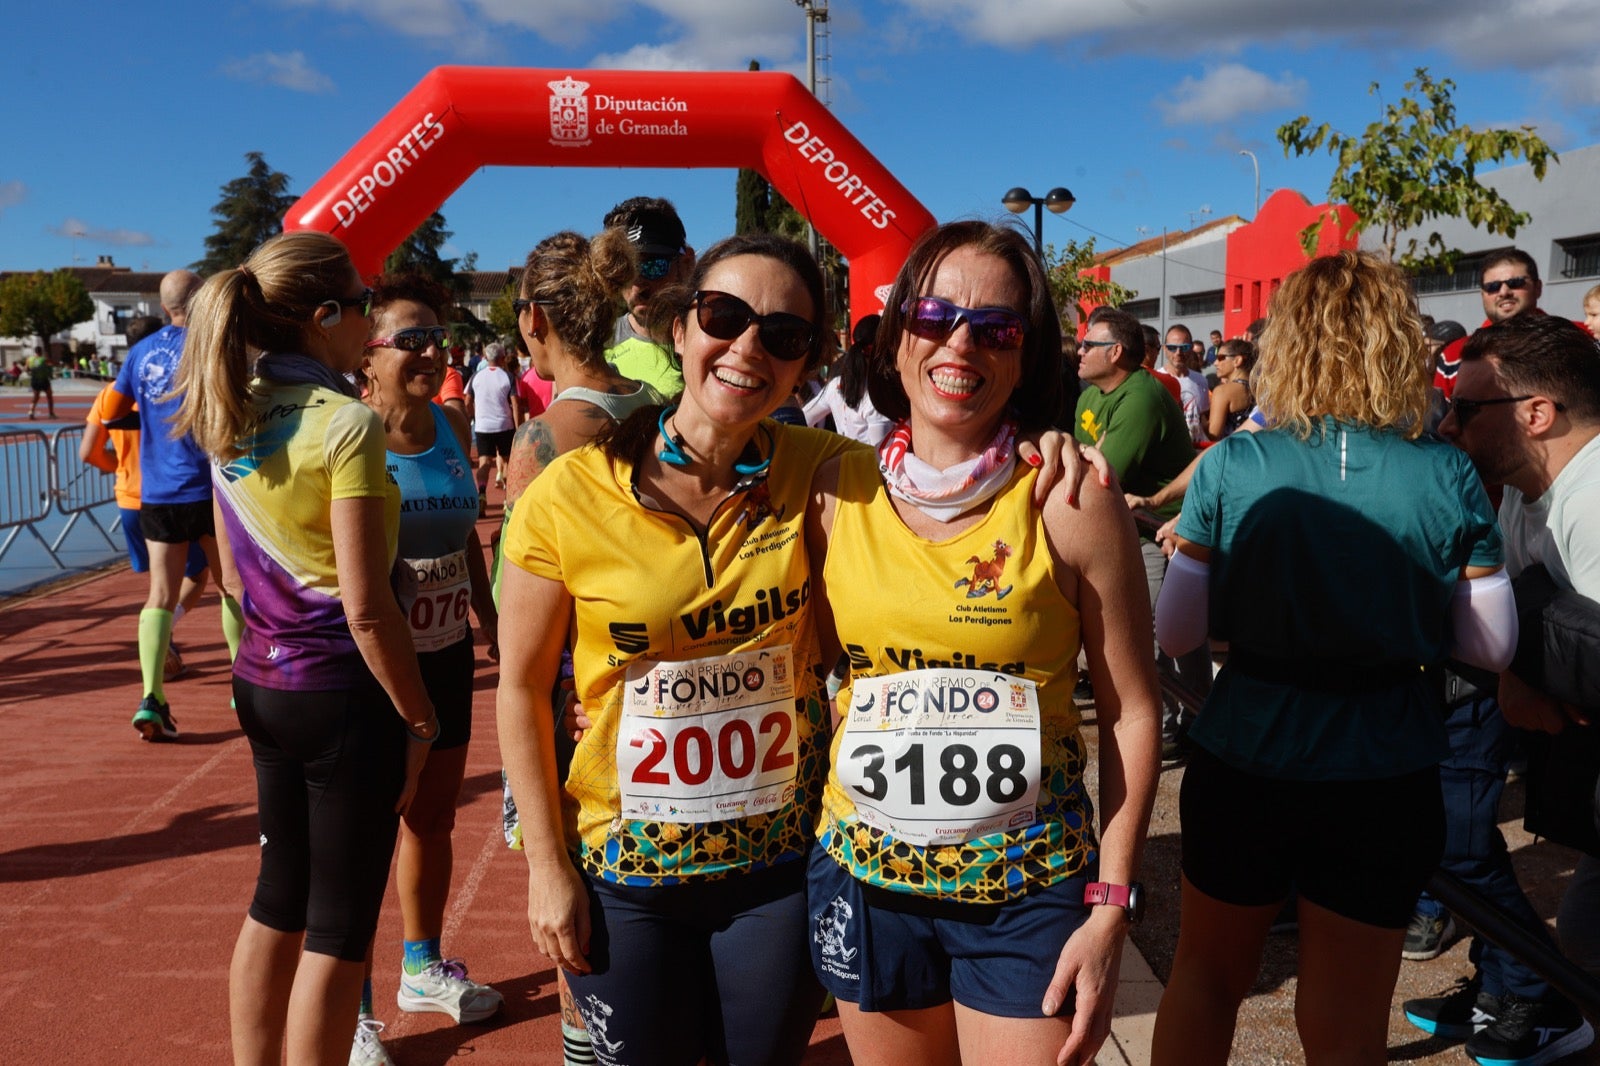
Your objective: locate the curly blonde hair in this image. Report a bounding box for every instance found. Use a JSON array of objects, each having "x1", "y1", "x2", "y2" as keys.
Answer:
[
  {"x1": 520, "y1": 228, "x2": 636, "y2": 368},
  {"x1": 1253, "y1": 250, "x2": 1430, "y2": 440}
]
